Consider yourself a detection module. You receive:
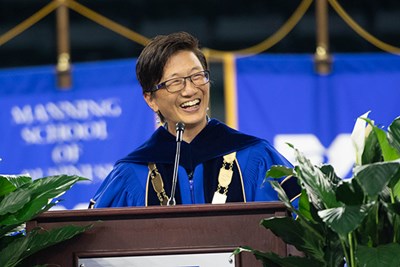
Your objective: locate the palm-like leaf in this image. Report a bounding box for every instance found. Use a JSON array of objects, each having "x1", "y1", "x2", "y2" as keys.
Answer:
[
  {"x1": 388, "y1": 117, "x2": 400, "y2": 153},
  {"x1": 269, "y1": 180, "x2": 296, "y2": 212},
  {"x1": 261, "y1": 217, "x2": 325, "y2": 262},
  {"x1": 361, "y1": 128, "x2": 383, "y2": 164},
  {"x1": 323, "y1": 233, "x2": 345, "y2": 267},
  {"x1": 356, "y1": 243, "x2": 400, "y2": 267},
  {"x1": 0, "y1": 175, "x2": 31, "y2": 197},
  {"x1": 266, "y1": 165, "x2": 296, "y2": 179},
  {"x1": 0, "y1": 175, "x2": 88, "y2": 226},
  {"x1": 0, "y1": 174, "x2": 91, "y2": 267},
  {"x1": 294, "y1": 149, "x2": 340, "y2": 210},
  {"x1": 0, "y1": 225, "x2": 92, "y2": 267},
  {"x1": 364, "y1": 118, "x2": 400, "y2": 161},
  {"x1": 236, "y1": 115, "x2": 400, "y2": 267},
  {"x1": 30, "y1": 175, "x2": 88, "y2": 200},
  {"x1": 23, "y1": 225, "x2": 93, "y2": 259},
  {"x1": 335, "y1": 178, "x2": 364, "y2": 206},
  {"x1": 391, "y1": 178, "x2": 400, "y2": 200},
  {"x1": 0, "y1": 189, "x2": 32, "y2": 216},
  {"x1": 318, "y1": 203, "x2": 373, "y2": 237},
  {"x1": 354, "y1": 161, "x2": 400, "y2": 198}
]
